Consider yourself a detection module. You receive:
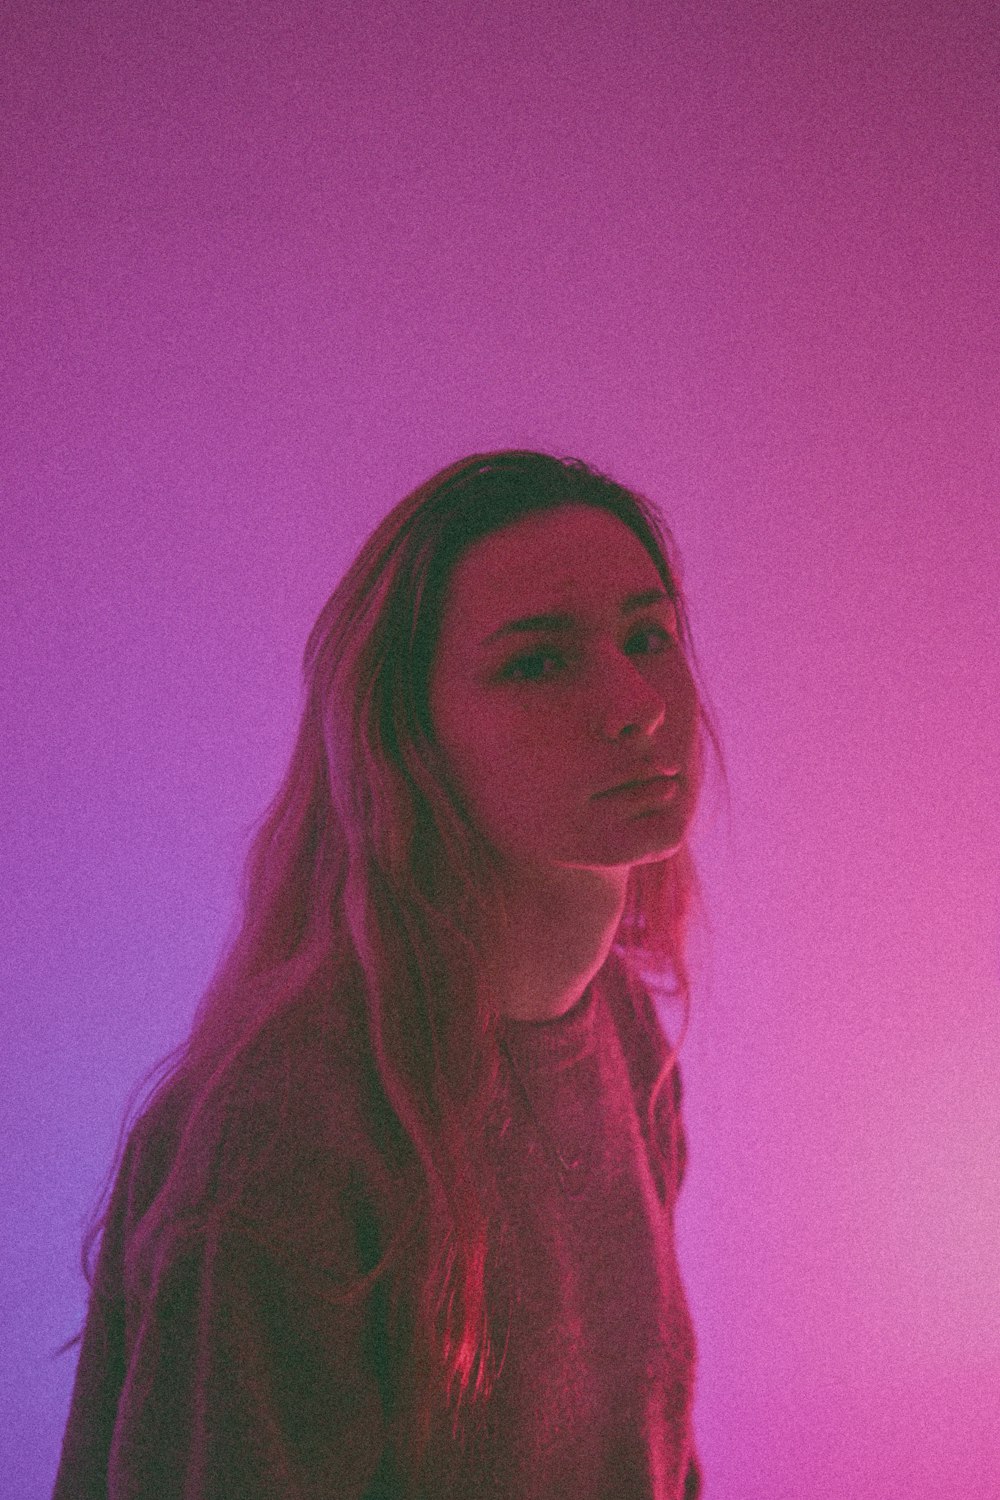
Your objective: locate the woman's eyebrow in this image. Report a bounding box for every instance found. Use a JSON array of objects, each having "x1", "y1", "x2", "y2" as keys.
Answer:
[{"x1": 481, "y1": 588, "x2": 671, "y2": 647}]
